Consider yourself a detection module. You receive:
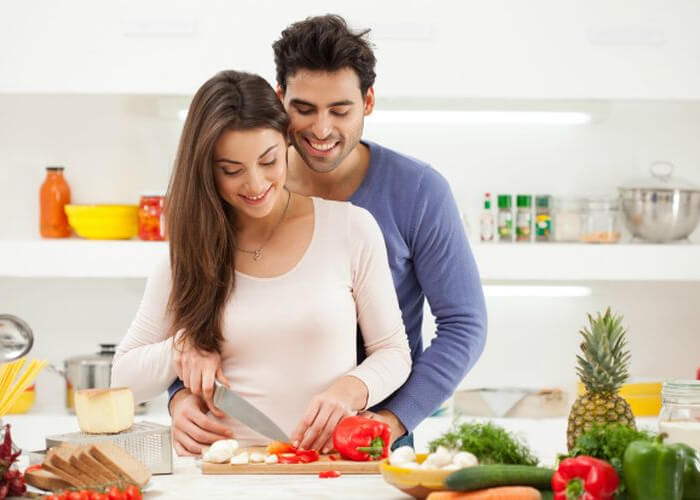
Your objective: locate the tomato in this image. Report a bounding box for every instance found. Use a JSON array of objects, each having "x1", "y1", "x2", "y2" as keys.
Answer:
[
  {"x1": 107, "y1": 486, "x2": 126, "y2": 500},
  {"x1": 93, "y1": 494, "x2": 109, "y2": 500},
  {"x1": 266, "y1": 441, "x2": 296, "y2": 455},
  {"x1": 67, "y1": 492, "x2": 82, "y2": 500},
  {"x1": 318, "y1": 470, "x2": 342, "y2": 478},
  {"x1": 24, "y1": 463, "x2": 42, "y2": 474},
  {"x1": 295, "y1": 449, "x2": 320, "y2": 463},
  {"x1": 277, "y1": 452, "x2": 301, "y2": 464},
  {"x1": 45, "y1": 495, "x2": 61, "y2": 500},
  {"x1": 124, "y1": 485, "x2": 142, "y2": 500}
]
